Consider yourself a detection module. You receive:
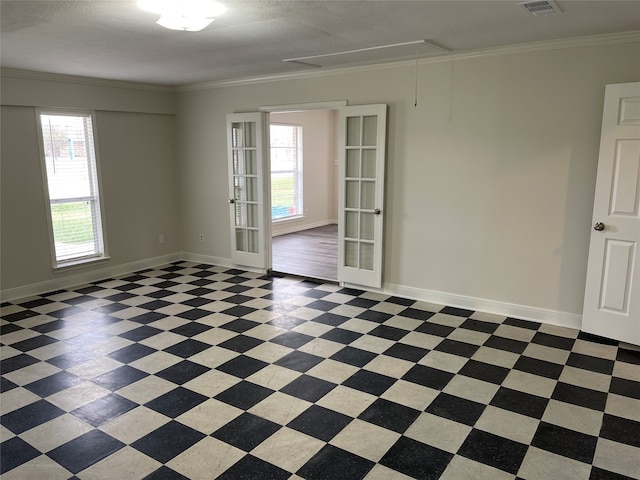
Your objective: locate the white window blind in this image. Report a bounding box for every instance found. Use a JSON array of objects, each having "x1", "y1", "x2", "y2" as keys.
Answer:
[
  {"x1": 270, "y1": 124, "x2": 303, "y2": 220},
  {"x1": 38, "y1": 112, "x2": 106, "y2": 265}
]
